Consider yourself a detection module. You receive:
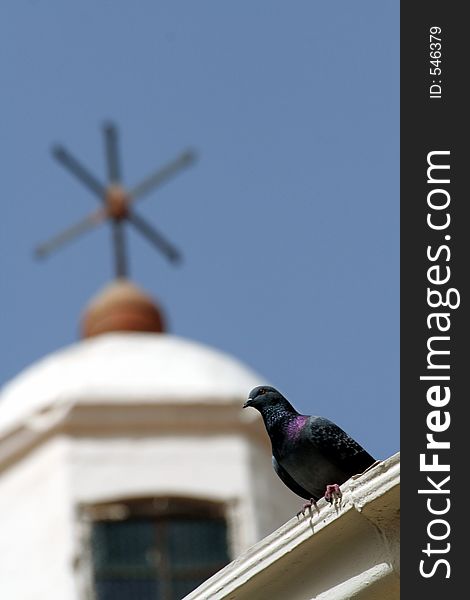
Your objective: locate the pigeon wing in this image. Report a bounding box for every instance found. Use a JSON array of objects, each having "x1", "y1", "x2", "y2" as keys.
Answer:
[{"x1": 306, "y1": 417, "x2": 376, "y2": 476}]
